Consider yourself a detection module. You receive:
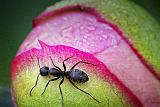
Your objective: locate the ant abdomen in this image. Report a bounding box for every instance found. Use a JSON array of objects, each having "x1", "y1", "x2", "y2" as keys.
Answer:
[{"x1": 66, "y1": 69, "x2": 89, "y2": 83}]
